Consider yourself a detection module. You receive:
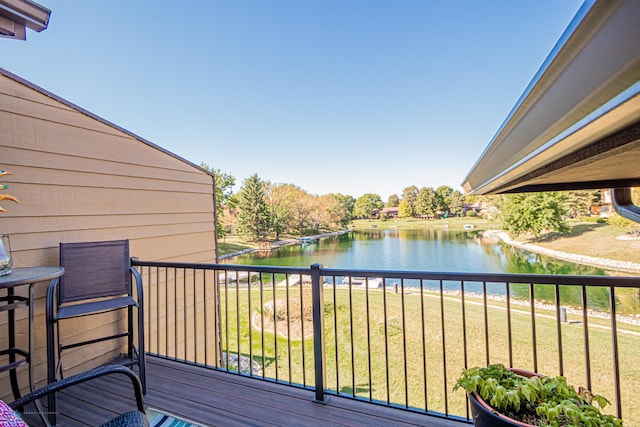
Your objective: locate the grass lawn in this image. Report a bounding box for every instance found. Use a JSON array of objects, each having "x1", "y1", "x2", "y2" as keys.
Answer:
[
  {"x1": 351, "y1": 216, "x2": 494, "y2": 231},
  {"x1": 220, "y1": 286, "x2": 638, "y2": 420},
  {"x1": 219, "y1": 233, "x2": 314, "y2": 256},
  {"x1": 518, "y1": 220, "x2": 640, "y2": 264},
  {"x1": 218, "y1": 235, "x2": 258, "y2": 256}
]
